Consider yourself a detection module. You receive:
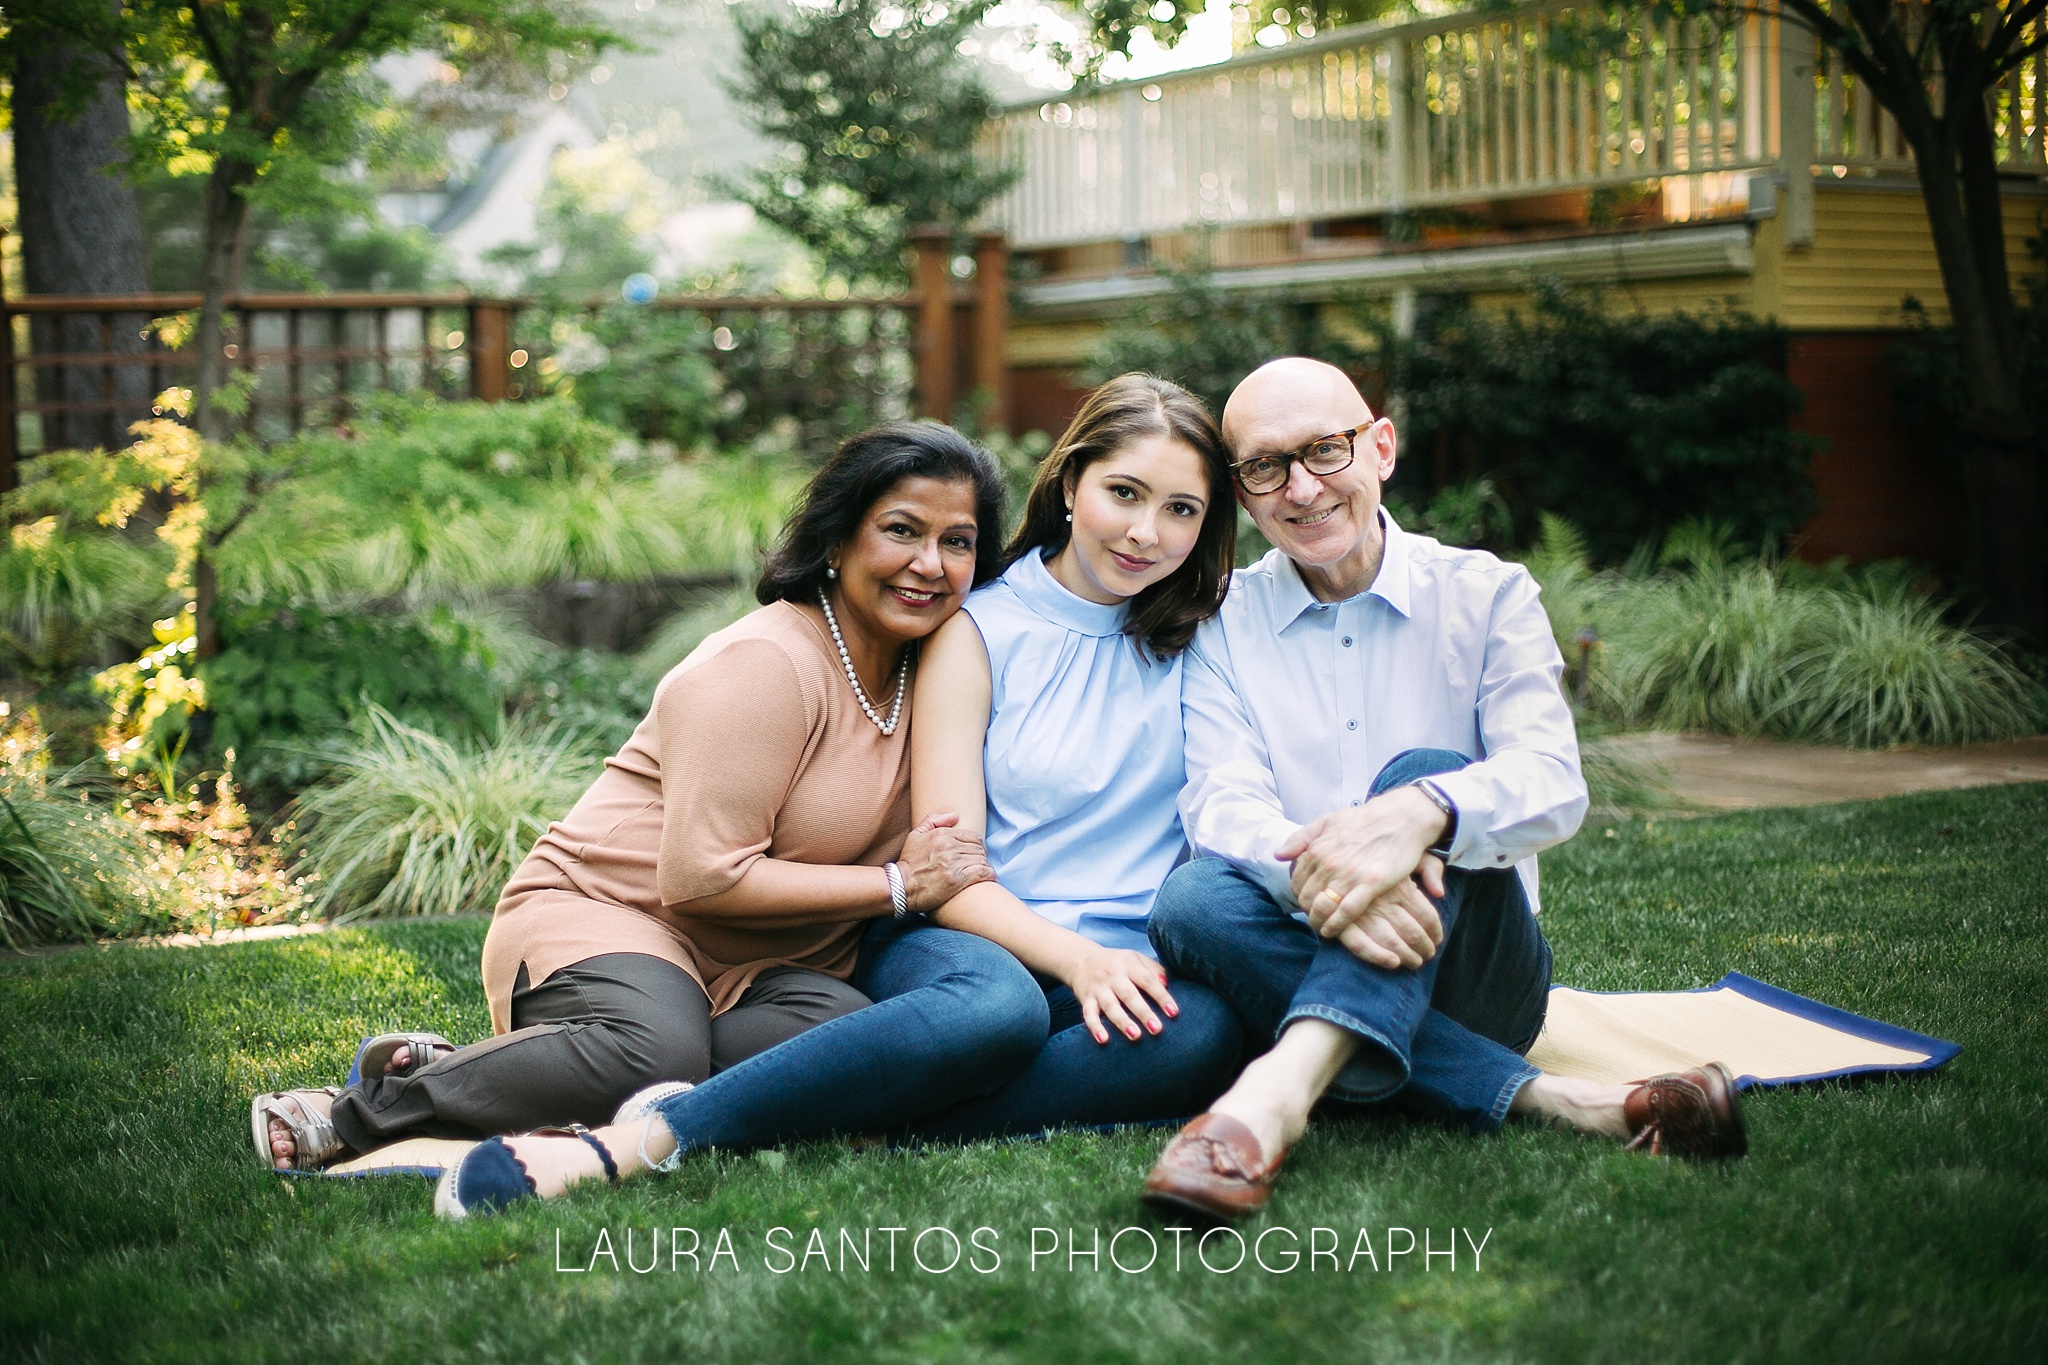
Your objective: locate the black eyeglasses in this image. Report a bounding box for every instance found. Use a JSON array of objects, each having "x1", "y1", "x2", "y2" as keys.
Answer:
[{"x1": 1229, "y1": 423, "x2": 1373, "y2": 495}]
